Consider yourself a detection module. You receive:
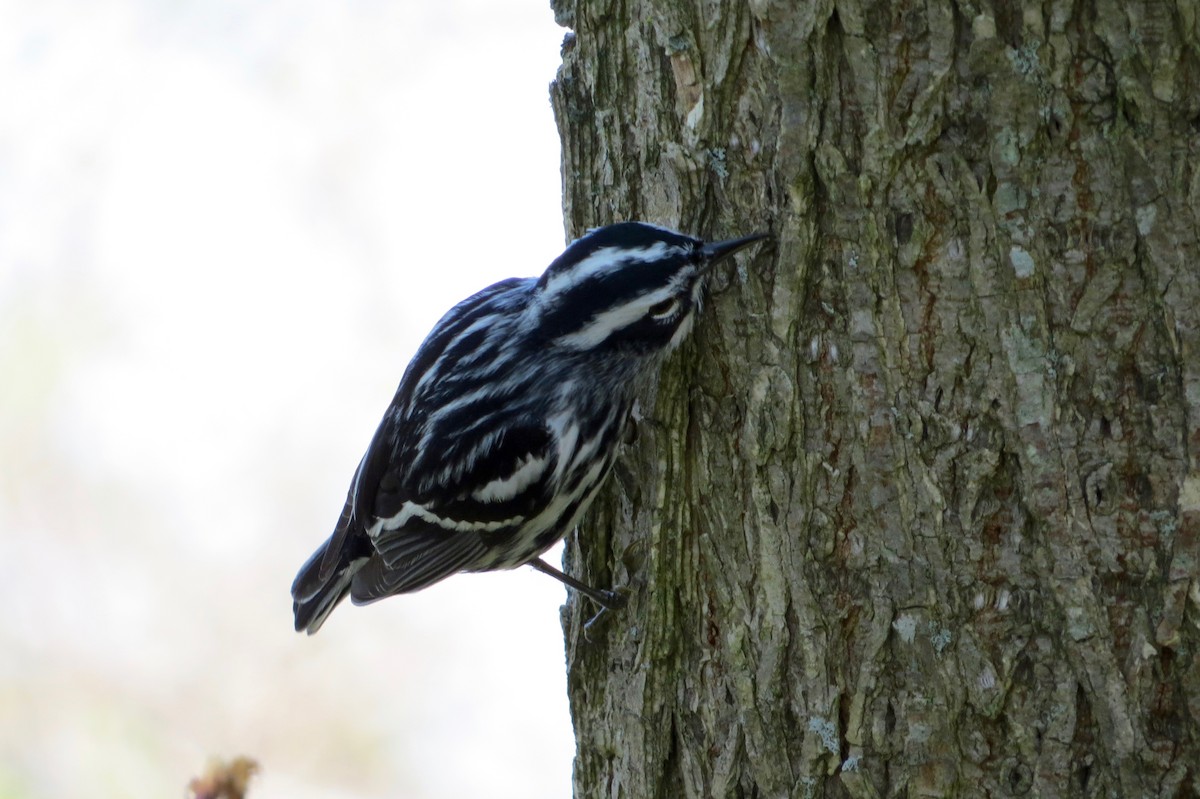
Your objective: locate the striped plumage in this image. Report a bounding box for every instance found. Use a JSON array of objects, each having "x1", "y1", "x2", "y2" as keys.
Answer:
[{"x1": 292, "y1": 222, "x2": 767, "y2": 633}]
